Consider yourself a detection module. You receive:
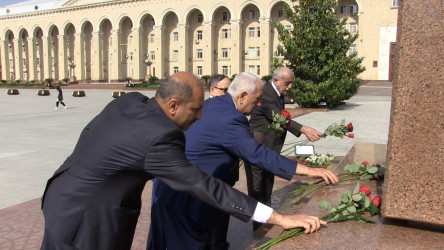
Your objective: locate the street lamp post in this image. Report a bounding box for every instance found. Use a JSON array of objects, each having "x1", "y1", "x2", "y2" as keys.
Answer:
[{"x1": 144, "y1": 59, "x2": 152, "y2": 81}]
